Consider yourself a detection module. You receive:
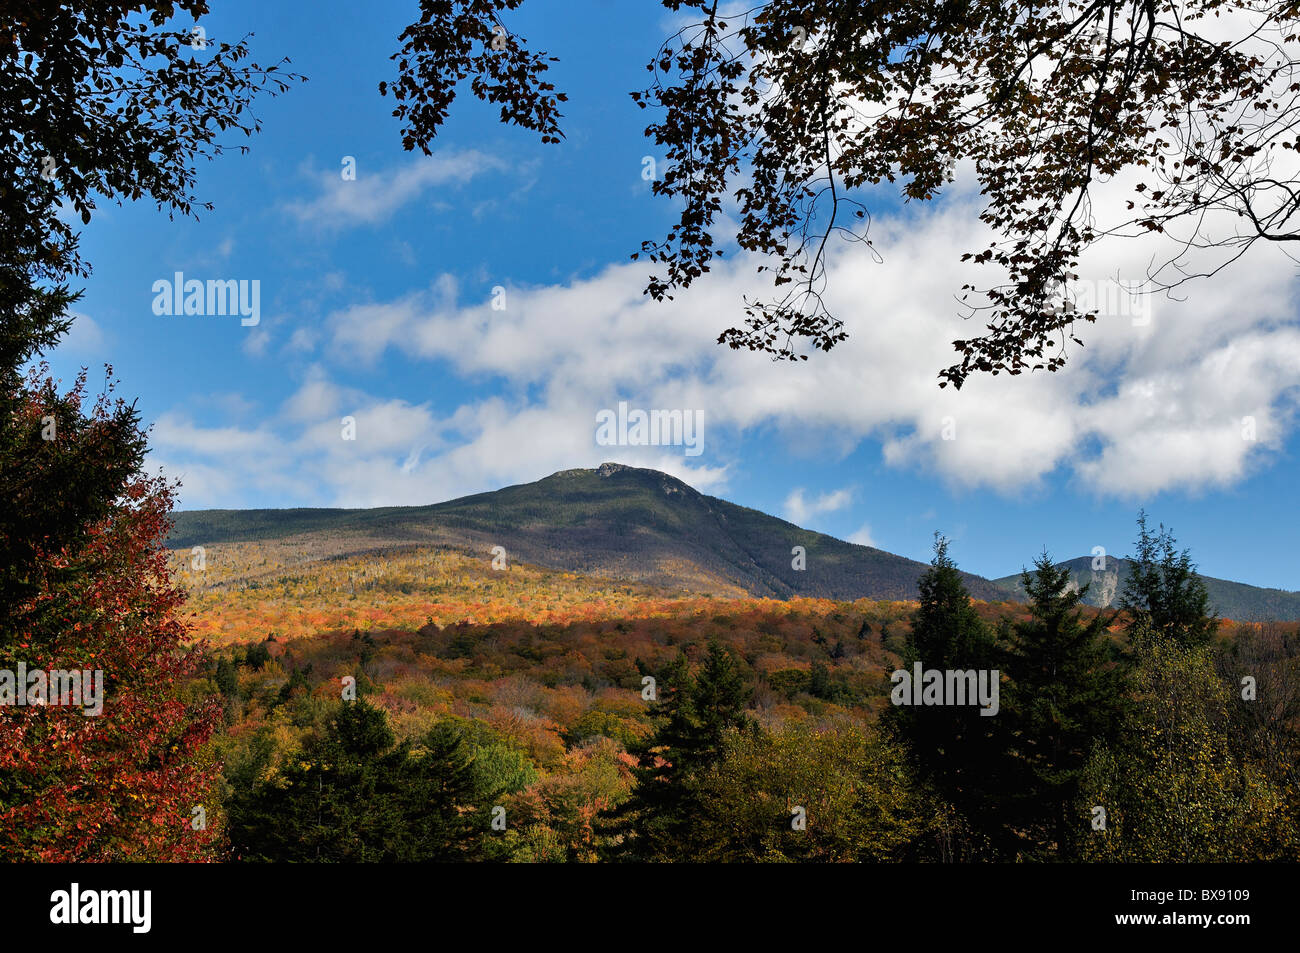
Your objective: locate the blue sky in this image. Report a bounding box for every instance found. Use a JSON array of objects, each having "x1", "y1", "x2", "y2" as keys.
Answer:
[{"x1": 42, "y1": 0, "x2": 1300, "y2": 590}]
